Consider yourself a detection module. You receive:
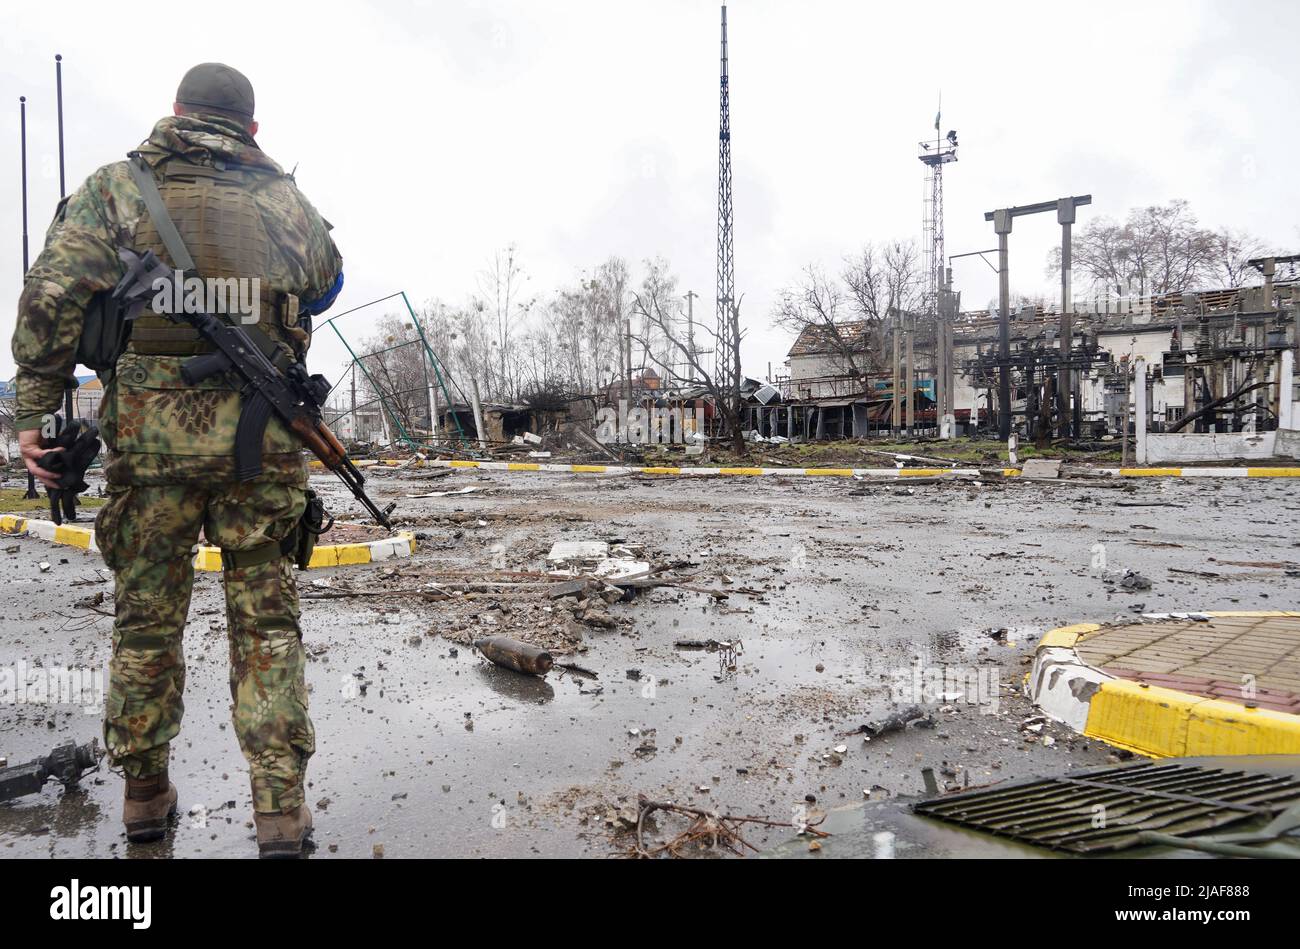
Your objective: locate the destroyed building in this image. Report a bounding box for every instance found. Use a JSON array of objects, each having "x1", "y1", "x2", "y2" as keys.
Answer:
[{"x1": 779, "y1": 258, "x2": 1300, "y2": 441}]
